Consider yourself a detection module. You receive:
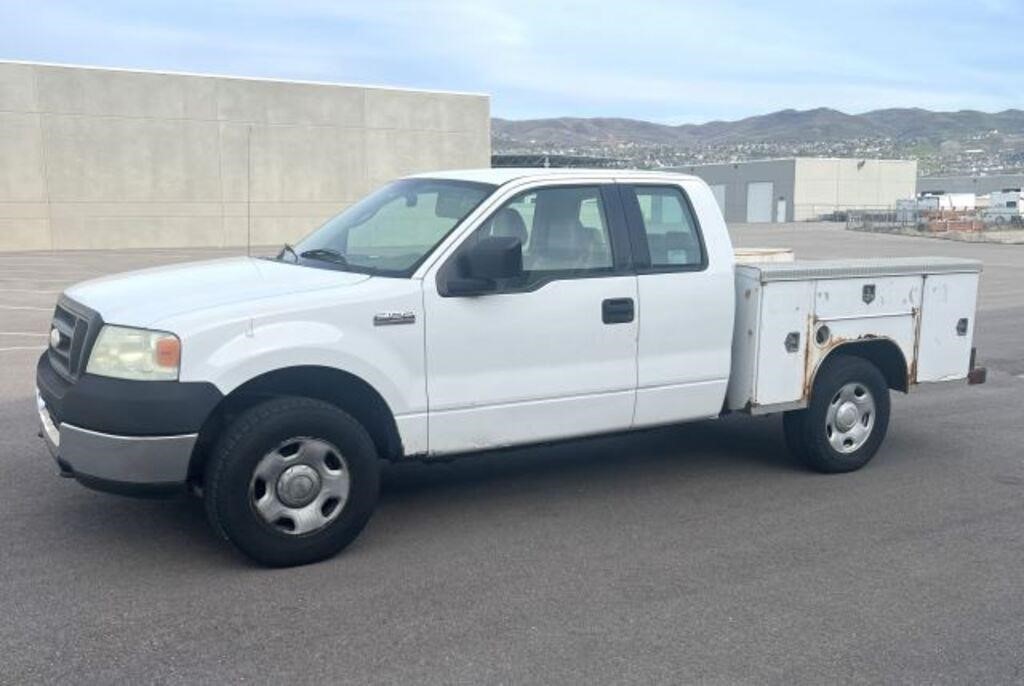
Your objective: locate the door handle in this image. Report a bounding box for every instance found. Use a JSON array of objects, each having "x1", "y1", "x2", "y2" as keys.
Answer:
[{"x1": 602, "y1": 297, "x2": 634, "y2": 324}]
